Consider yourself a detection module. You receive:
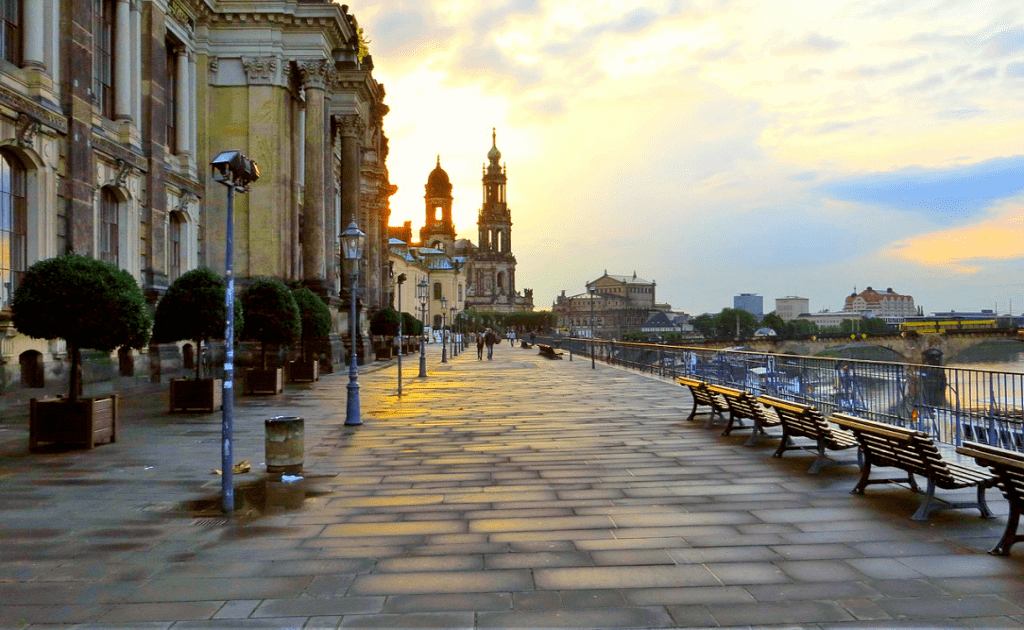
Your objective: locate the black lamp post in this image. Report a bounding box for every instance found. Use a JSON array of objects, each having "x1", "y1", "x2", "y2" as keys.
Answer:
[
  {"x1": 396, "y1": 273, "x2": 406, "y2": 396},
  {"x1": 450, "y1": 307, "x2": 458, "y2": 356},
  {"x1": 342, "y1": 220, "x2": 366, "y2": 426},
  {"x1": 589, "y1": 285, "x2": 596, "y2": 370},
  {"x1": 210, "y1": 150, "x2": 260, "y2": 514},
  {"x1": 417, "y1": 278, "x2": 428, "y2": 377},
  {"x1": 440, "y1": 296, "x2": 448, "y2": 363}
]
